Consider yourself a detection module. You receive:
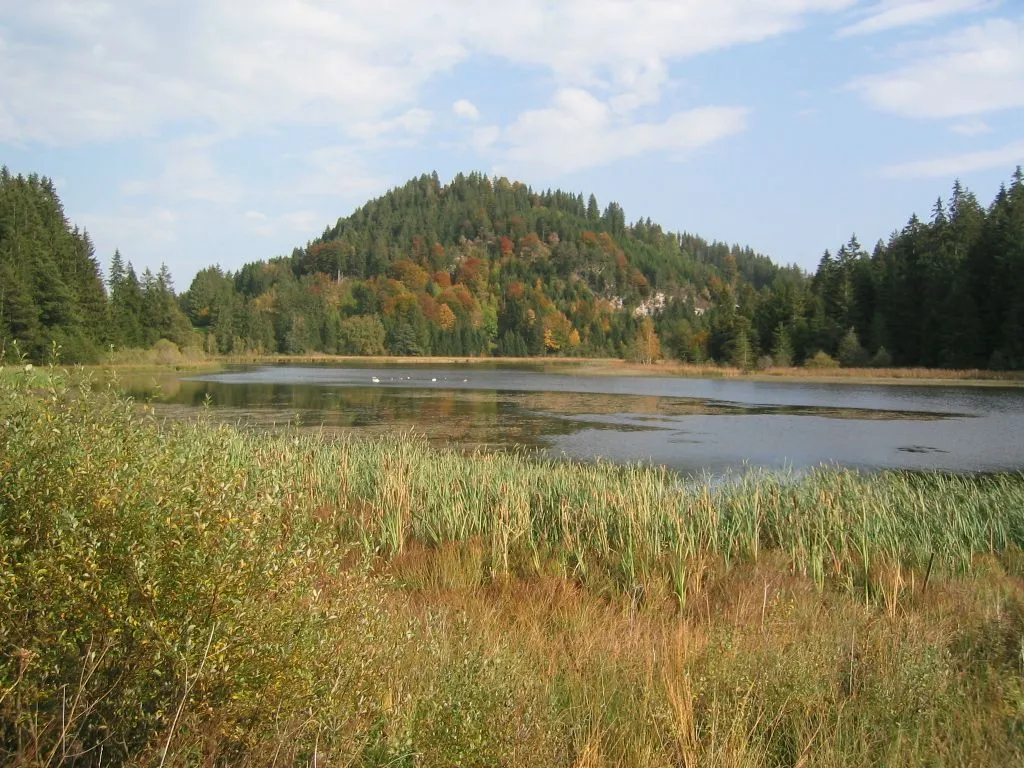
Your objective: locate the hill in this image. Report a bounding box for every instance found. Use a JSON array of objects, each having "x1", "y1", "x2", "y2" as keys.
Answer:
[
  {"x1": 180, "y1": 168, "x2": 1024, "y2": 369},
  {"x1": 182, "y1": 172, "x2": 794, "y2": 361}
]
